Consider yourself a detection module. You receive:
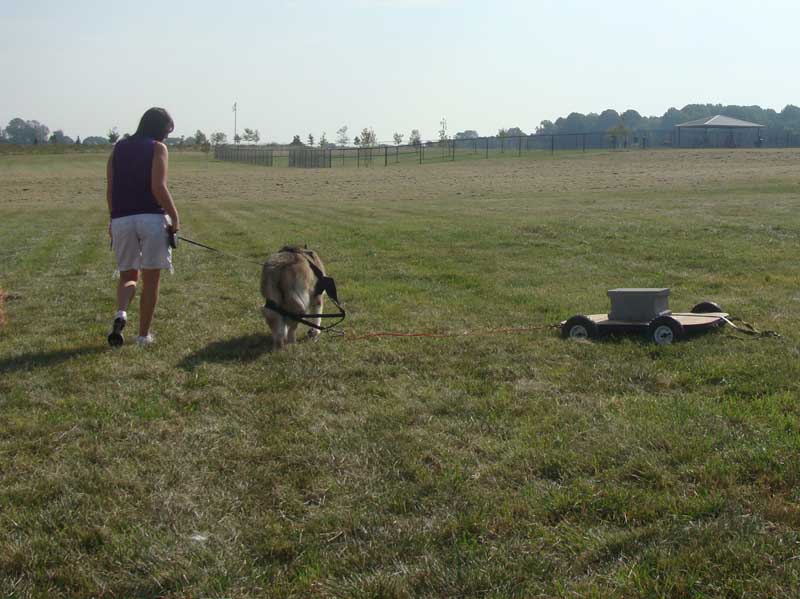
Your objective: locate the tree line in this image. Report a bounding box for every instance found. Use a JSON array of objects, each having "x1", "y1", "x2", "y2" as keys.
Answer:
[
  {"x1": 533, "y1": 104, "x2": 800, "y2": 138},
  {"x1": 271, "y1": 104, "x2": 800, "y2": 150},
  {"x1": 0, "y1": 118, "x2": 218, "y2": 149},
  {"x1": 6, "y1": 103, "x2": 800, "y2": 150}
]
